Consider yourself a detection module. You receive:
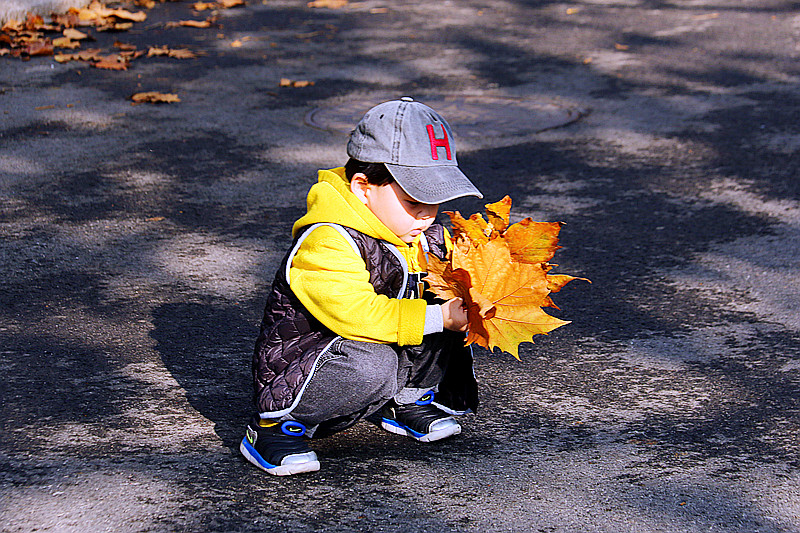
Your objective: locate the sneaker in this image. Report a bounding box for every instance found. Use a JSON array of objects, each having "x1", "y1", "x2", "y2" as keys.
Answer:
[
  {"x1": 240, "y1": 417, "x2": 320, "y2": 476},
  {"x1": 380, "y1": 391, "x2": 461, "y2": 443}
]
